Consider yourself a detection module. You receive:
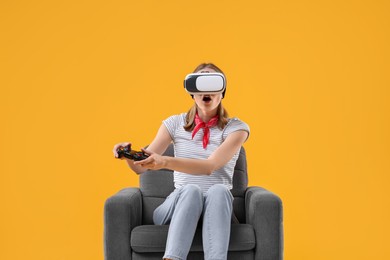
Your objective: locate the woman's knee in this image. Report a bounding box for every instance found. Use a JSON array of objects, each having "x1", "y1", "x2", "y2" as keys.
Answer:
[
  {"x1": 206, "y1": 184, "x2": 233, "y2": 202},
  {"x1": 180, "y1": 184, "x2": 203, "y2": 201},
  {"x1": 207, "y1": 184, "x2": 229, "y2": 194}
]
